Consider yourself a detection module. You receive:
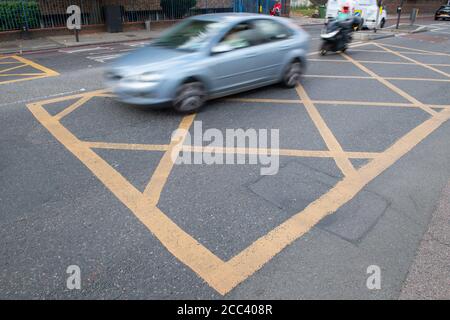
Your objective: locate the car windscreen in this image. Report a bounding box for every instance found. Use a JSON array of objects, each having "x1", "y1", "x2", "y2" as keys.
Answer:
[
  {"x1": 152, "y1": 19, "x2": 224, "y2": 52},
  {"x1": 439, "y1": 6, "x2": 450, "y2": 12}
]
